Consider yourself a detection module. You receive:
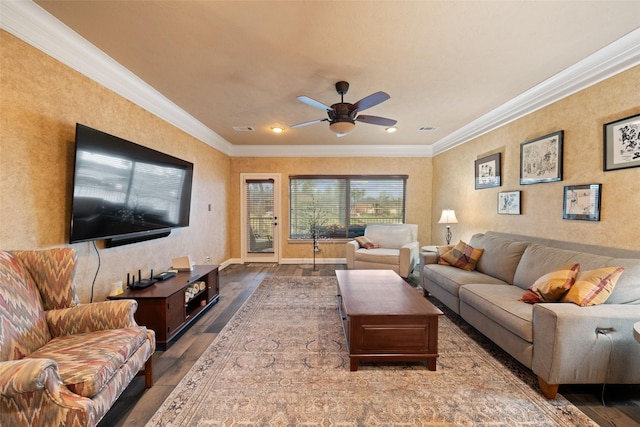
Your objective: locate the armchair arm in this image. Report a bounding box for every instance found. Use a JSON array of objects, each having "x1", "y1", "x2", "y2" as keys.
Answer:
[
  {"x1": 398, "y1": 241, "x2": 420, "y2": 278},
  {"x1": 345, "y1": 240, "x2": 359, "y2": 269},
  {"x1": 532, "y1": 303, "x2": 640, "y2": 385},
  {"x1": 46, "y1": 299, "x2": 139, "y2": 337},
  {"x1": 0, "y1": 359, "x2": 95, "y2": 425}
]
